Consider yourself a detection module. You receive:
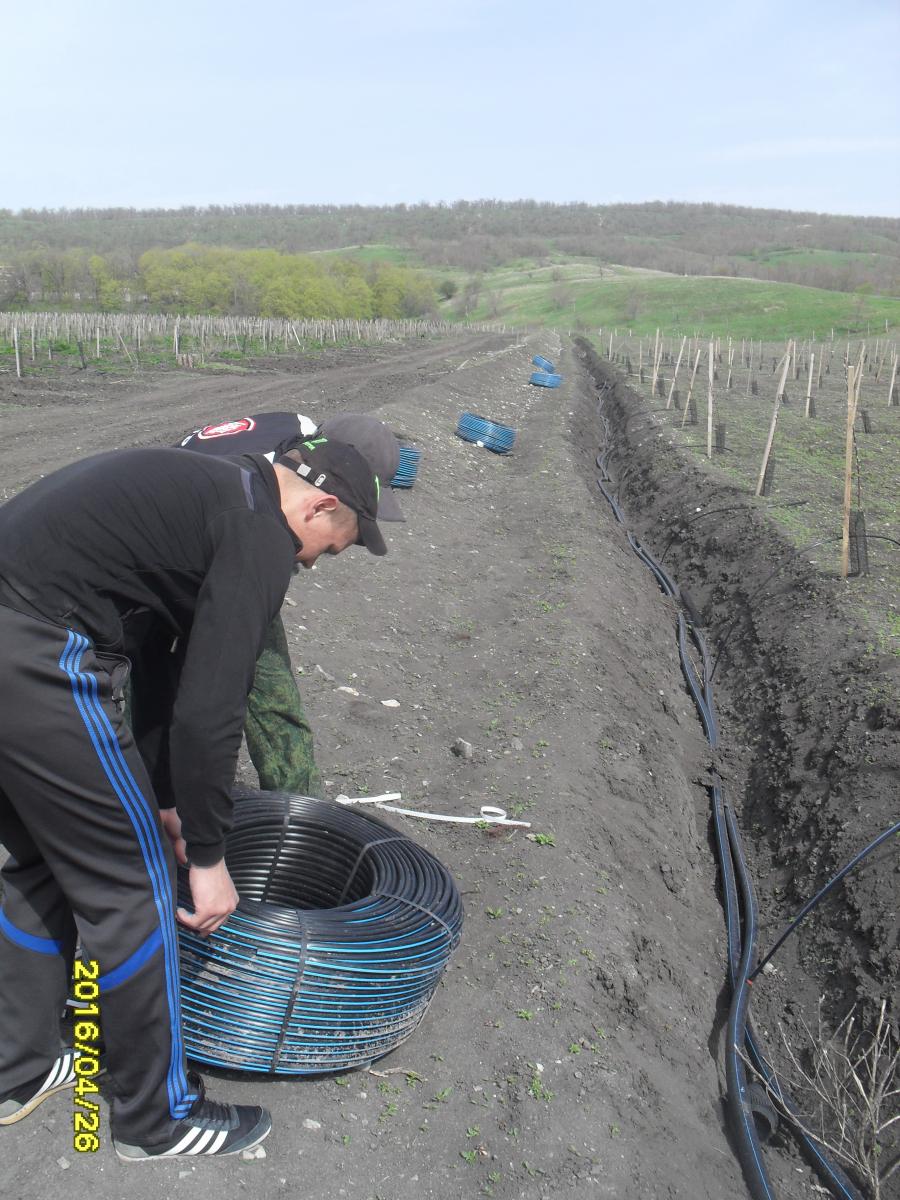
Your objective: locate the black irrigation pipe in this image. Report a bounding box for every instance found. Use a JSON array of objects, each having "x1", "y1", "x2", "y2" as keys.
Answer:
[
  {"x1": 177, "y1": 790, "x2": 463, "y2": 1074},
  {"x1": 658, "y1": 500, "x2": 812, "y2": 563},
  {"x1": 588, "y1": 380, "x2": 864, "y2": 1200},
  {"x1": 752, "y1": 821, "x2": 900, "y2": 981}
]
